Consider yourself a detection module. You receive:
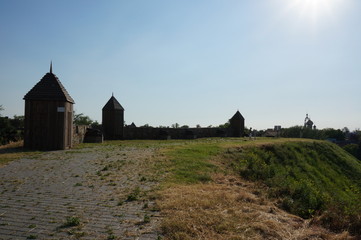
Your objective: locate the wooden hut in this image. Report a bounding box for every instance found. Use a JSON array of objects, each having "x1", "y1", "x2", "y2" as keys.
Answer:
[
  {"x1": 102, "y1": 95, "x2": 124, "y2": 140},
  {"x1": 23, "y1": 64, "x2": 75, "y2": 150},
  {"x1": 229, "y1": 110, "x2": 245, "y2": 137}
]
